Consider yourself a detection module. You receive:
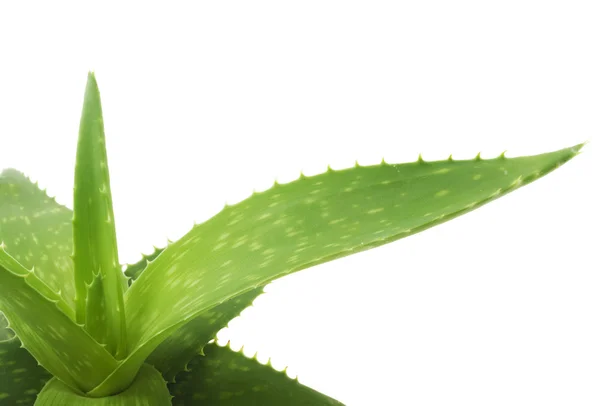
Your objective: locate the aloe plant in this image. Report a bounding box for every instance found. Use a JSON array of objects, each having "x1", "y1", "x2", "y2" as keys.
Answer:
[{"x1": 0, "y1": 72, "x2": 583, "y2": 405}]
